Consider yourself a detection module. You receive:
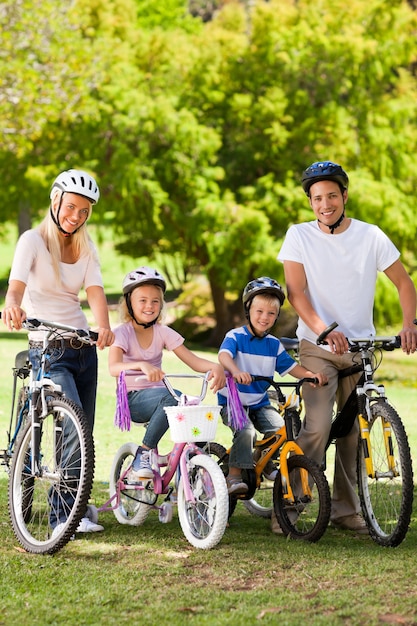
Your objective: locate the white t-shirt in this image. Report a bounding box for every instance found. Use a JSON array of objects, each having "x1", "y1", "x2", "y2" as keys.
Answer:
[
  {"x1": 278, "y1": 219, "x2": 400, "y2": 343},
  {"x1": 10, "y1": 229, "x2": 103, "y2": 335},
  {"x1": 113, "y1": 321, "x2": 184, "y2": 391}
]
